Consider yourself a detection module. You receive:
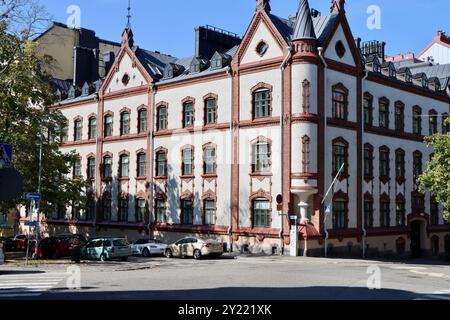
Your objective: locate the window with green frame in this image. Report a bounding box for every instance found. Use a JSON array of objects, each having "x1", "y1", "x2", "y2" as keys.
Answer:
[
  {"x1": 332, "y1": 198, "x2": 347, "y2": 229},
  {"x1": 395, "y1": 102, "x2": 405, "y2": 131},
  {"x1": 88, "y1": 117, "x2": 97, "y2": 139},
  {"x1": 157, "y1": 106, "x2": 167, "y2": 131},
  {"x1": 364, "y1": 198, "x2": 373, "y2": 228},
  {"x1": 137, "y1": 153, "x2": 146, "y2": 177},
  {"x1": 181, "y1": 199, "x2": 193, "y2": 225},
  {"x1": 205, "y1": 99, "x2": 217, "y2": 125},
  {"x1": 252, "y1": 141, "x2": 270, "y2": 173},
  {"x1": 380, "y1": 197, "x2": 390, "y2": 227},
  {"x1": 253, "y1": 199, "x2": 270, "y2": 228},
  {"x1": 104, "y1": 115, "x2": 113, "y2": 137},
  {"x1": 138, "y1": 109, "x2": 147, "y2": 133},
  {"x1": 332, "y1": 140, "x2": 347, "y2": 176},
  {"x1": 396, "y1": 198, "x2": 406, "y2": 227},
  {"x1": 118, "y1": 198, "x2": 128, "y2": 222},
  {"x1": 204, "y1": 199, "x2": 215, "y2": 225},
  {"x1": 204, "y1": 146, "x2": 216, "y2": 174},
  {"x1": 136, "y1": 198, "x2": 146, "y2": 223},
  {"x1": 363, "y1": 94, "x2": 373, "y2": 125},
  {"x1": 183, "y1": 102, "x2": 194, "y2": 127},
  {"x1": 102, "y1": 194, "x2": 112, "y2": 221},
  {"x1": 430, "y1": 196, "x2": 439, "y2": 225},
  {"x1": 412, "y1": 106, "x2": 422, "y2": 135},
  {"x1": 155, "y1": 198, "x2": 165, "y2": 223},
  {"x1": 379, "y1": 99, "x2": 389, "y2": 128},
  {"x1": 72, "y1": 158, "x2": 81, "y2": 178},
  {"x1": 253, "y1": 89, "x2": 271, "y2": 119},
  {"x1": 156, "y1": 151, "x2": 167, "y2": 177},
  {"x1": 182, "y1": 148, "x2": 193, "y2": 175},
  {"x1": 74, "y1": 120, "x2": 82, "y2": 141}
]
